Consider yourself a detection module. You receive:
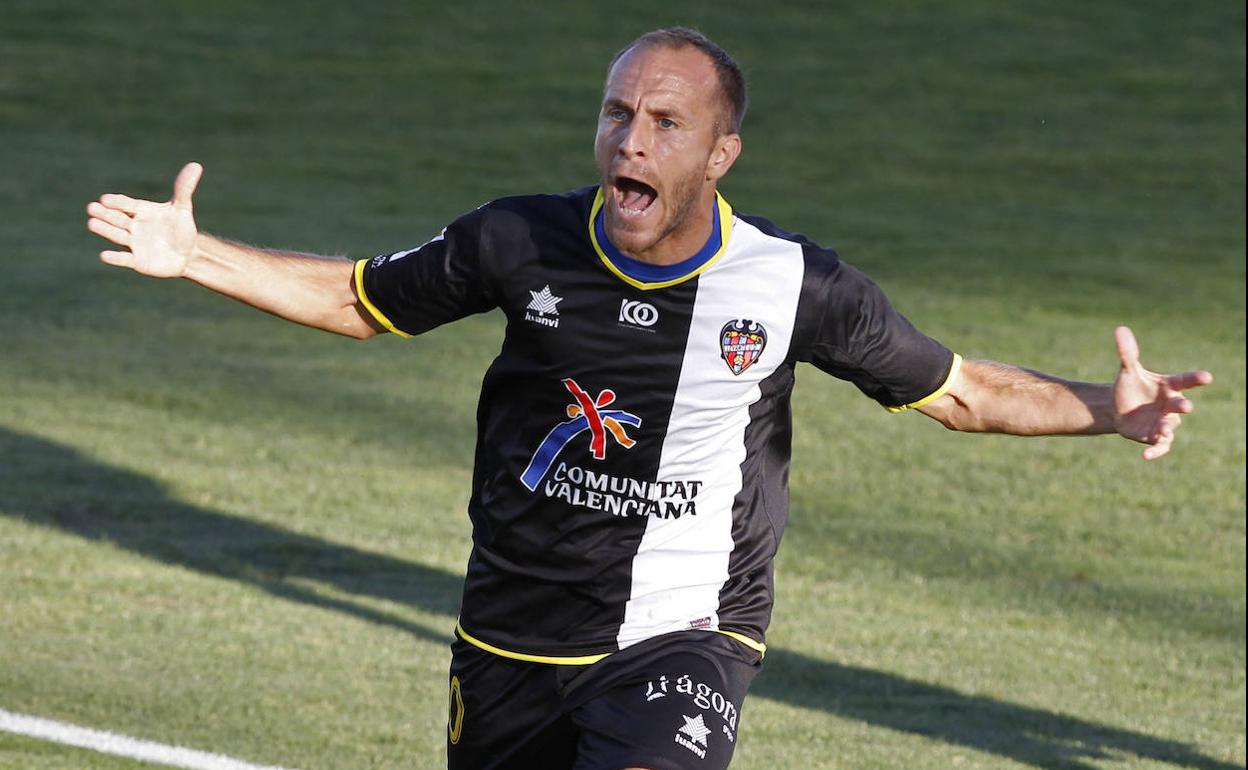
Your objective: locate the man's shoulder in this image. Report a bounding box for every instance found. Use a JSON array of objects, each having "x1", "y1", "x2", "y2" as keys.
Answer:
[
  {"x1": 732, "y1": 209, "x2": 841, "y2": 276},
  {"x1": 475, "y1": 186, "x2": 596, "y2": 225},
  {"x1": 445, "y1": 187, "x2": 596, "y2": 268}
]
